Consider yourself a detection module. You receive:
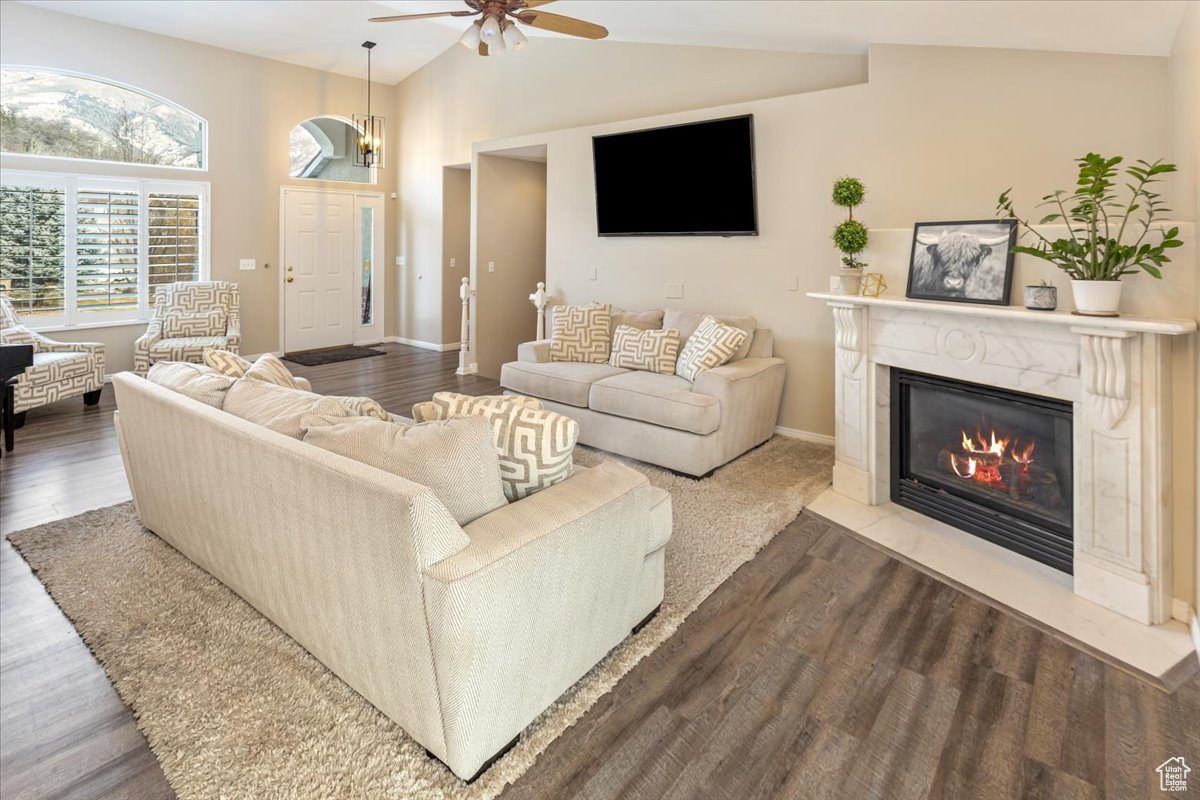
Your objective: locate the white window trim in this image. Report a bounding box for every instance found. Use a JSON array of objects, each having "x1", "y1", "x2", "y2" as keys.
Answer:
[
  {"x1": 2, "y1": 168, "x2": 211, "y2": 331},
  {"x1": 1, "y1": 64, "x2": 210, "y2": 172}
]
